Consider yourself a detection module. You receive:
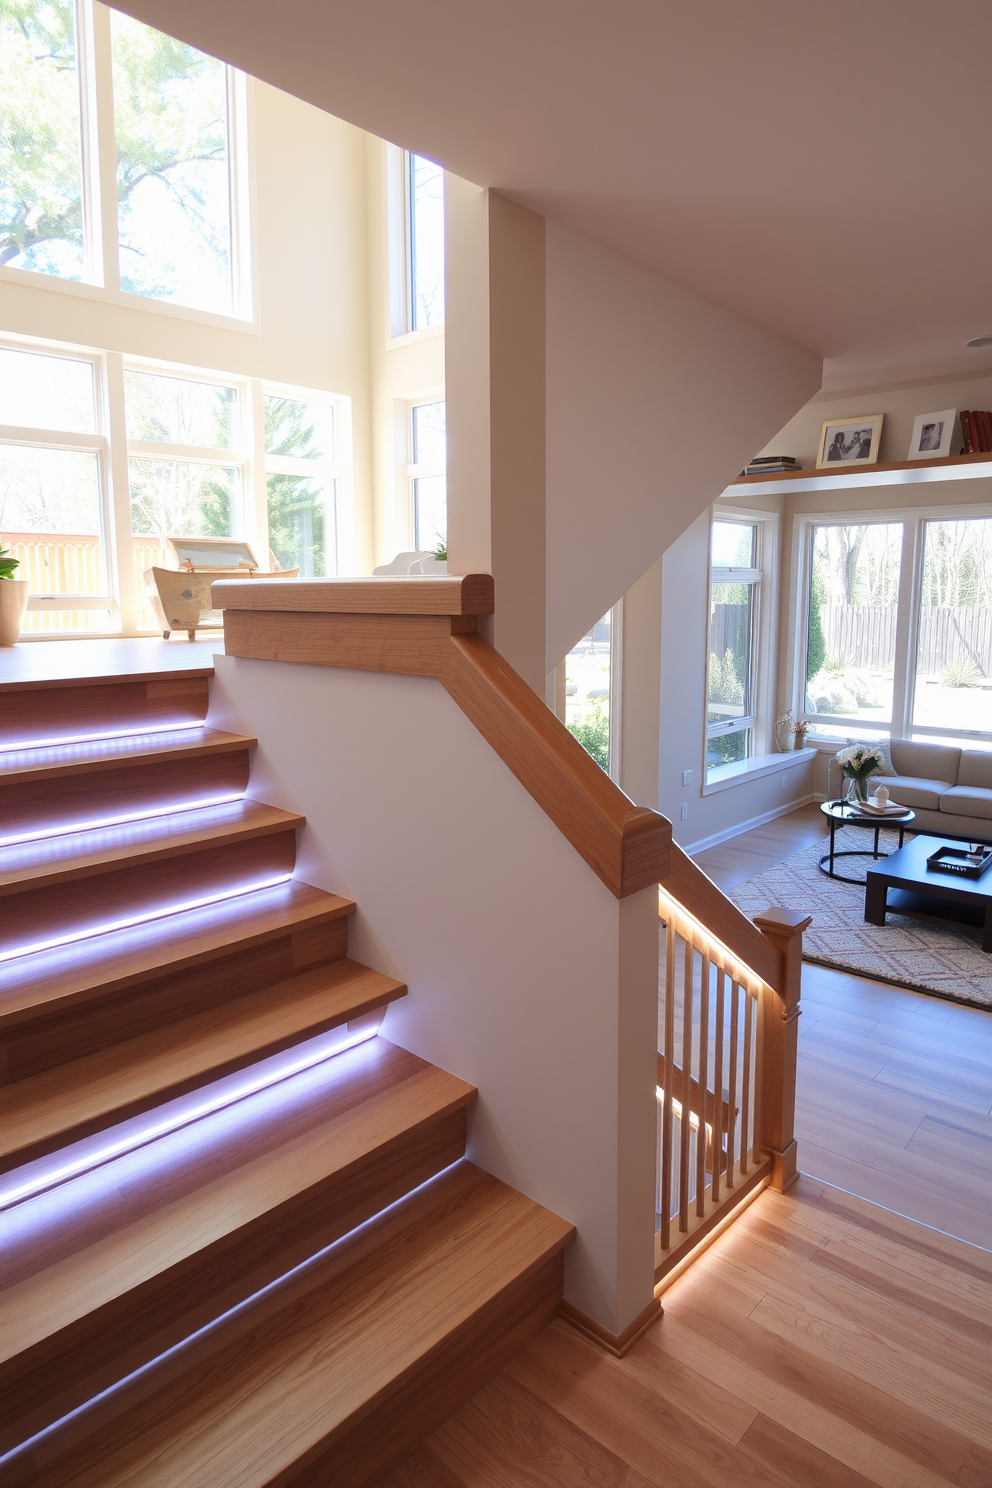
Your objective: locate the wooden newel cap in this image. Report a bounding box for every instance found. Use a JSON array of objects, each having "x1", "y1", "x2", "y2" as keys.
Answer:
[{"x1": 752, "y1": 906, "x2": 812, "y2": 936}]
